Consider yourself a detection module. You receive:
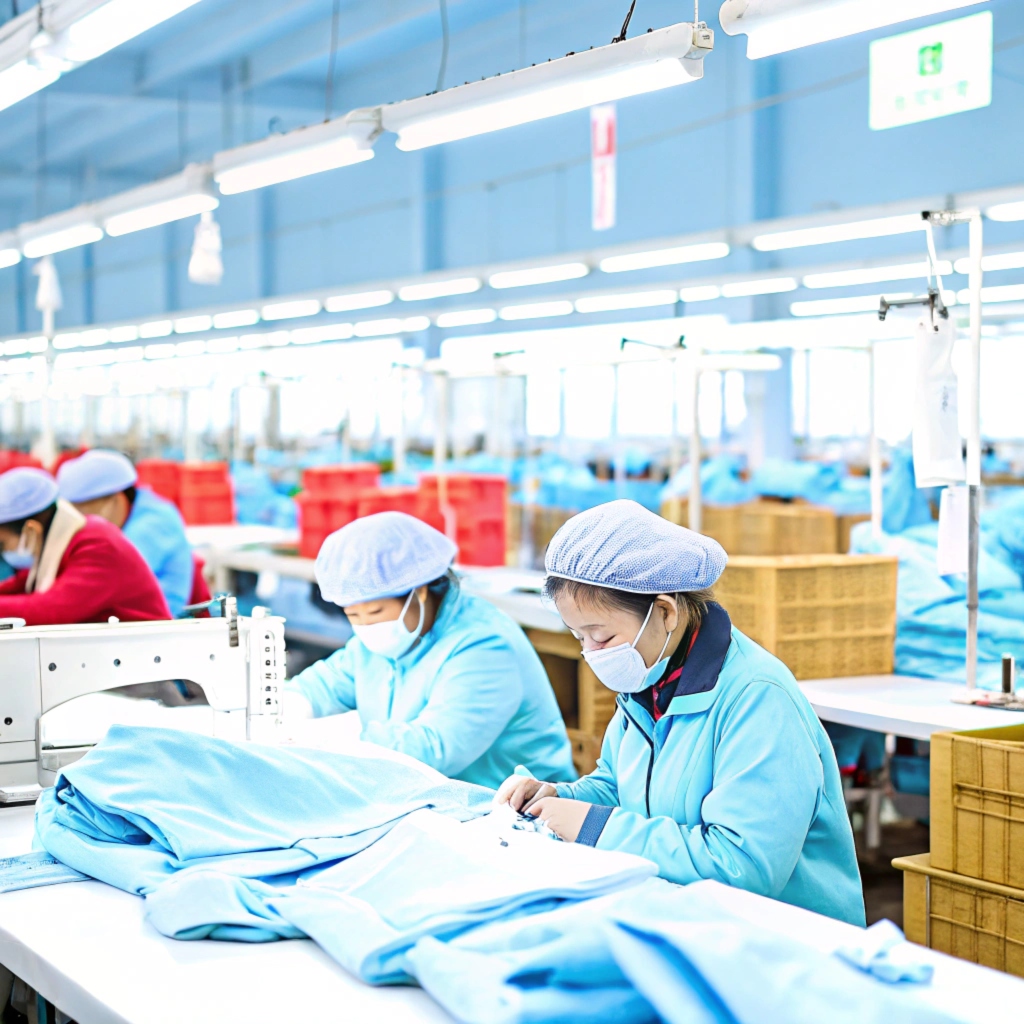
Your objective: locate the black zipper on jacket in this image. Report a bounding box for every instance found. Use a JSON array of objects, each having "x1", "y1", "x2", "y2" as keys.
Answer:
[{"x1": 618, "y1": 698, "x2": 655, "y2": 818}]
